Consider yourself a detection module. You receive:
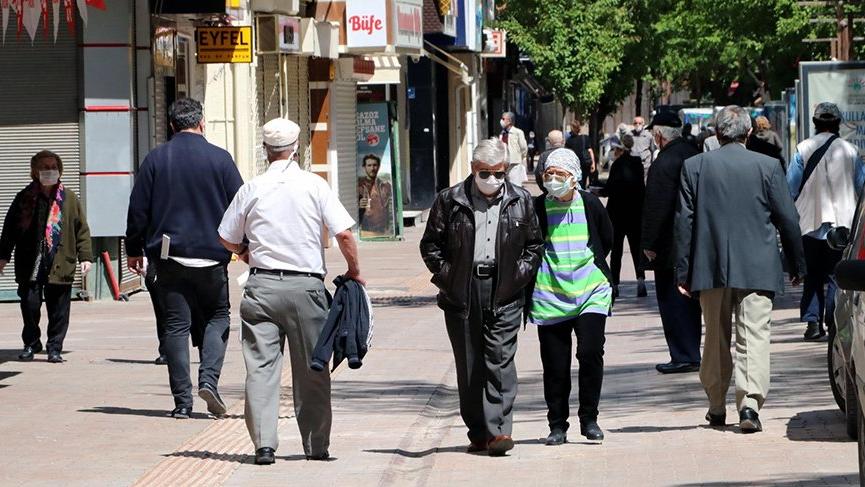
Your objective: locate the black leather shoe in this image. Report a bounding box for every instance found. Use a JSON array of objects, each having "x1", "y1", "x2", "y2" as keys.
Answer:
[
  {"x1": 255, "y1": 447, "x2": 276, "y2": 465},
  {"x1": 705, "y1": 411, "x2": 726, "y2": 427},
  {"x1": 170, "y1": 406, "x2": 191, "y2": 419},
  {"x1": 656, "y1": 362, "x2": 700, "y2": 374},
  {"x1": 47, "y1": 351, "x2": 64, "y2": 363},
  {"x1": 803, "y1": 322, "x2": 825, "y2": 341},
  {"x1": 580, "y1": 421, "x2": 604, "y2": 441},
  {"x1": 637, "y1": 279, "x2": 648, "y2": 297},
  {"x1": 18, "y1": 343, "x2": 42, "y2": 361},
  {"x1": 545, "y1": 429, "x2": 567, "y2": 446},
  {"x1": 198, "y1": 383, "x2": 227, "y2": 416},
  {"x1": 154, "y1": 355, "x2": 168, "y2": 365},
  {"x1": 739, "y1": 407, "x2": 762, "y2": 433},
  {"x1": 306, "y1": 451, "x2": 330, "y2": 461}
]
